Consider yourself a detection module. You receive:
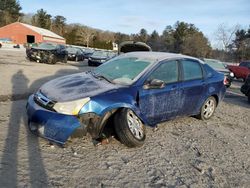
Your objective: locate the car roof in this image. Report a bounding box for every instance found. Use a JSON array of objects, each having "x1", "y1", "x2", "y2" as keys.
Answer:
[{"x1": 120, "y1": 51, "x2": 203, "y2": 63}]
